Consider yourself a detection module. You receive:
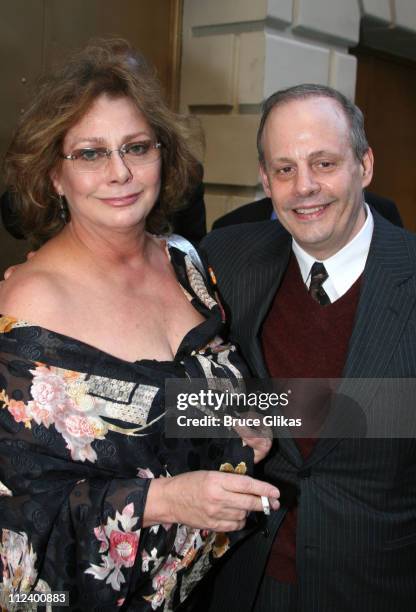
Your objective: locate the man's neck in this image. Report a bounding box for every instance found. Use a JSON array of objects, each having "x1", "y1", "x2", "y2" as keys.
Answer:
[{"x1": 292, "y1": 203, "x2": 374, "y2": 302}]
